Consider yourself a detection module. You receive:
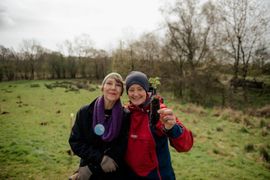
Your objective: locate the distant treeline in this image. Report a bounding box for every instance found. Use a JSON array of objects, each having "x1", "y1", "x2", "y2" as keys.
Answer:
[{"x1": 1, "y1": 43, "x2": 269, "y2": 109}]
